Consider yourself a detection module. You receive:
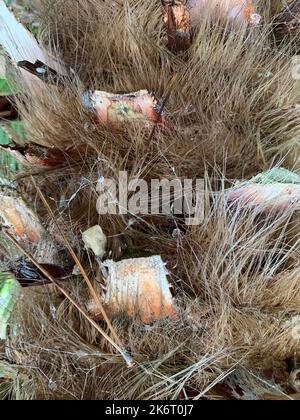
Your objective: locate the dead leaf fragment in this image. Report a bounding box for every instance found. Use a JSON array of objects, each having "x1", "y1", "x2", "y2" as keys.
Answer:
[{"x1": 82, "y1": 225, "x2": 107, "y2": 258}]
